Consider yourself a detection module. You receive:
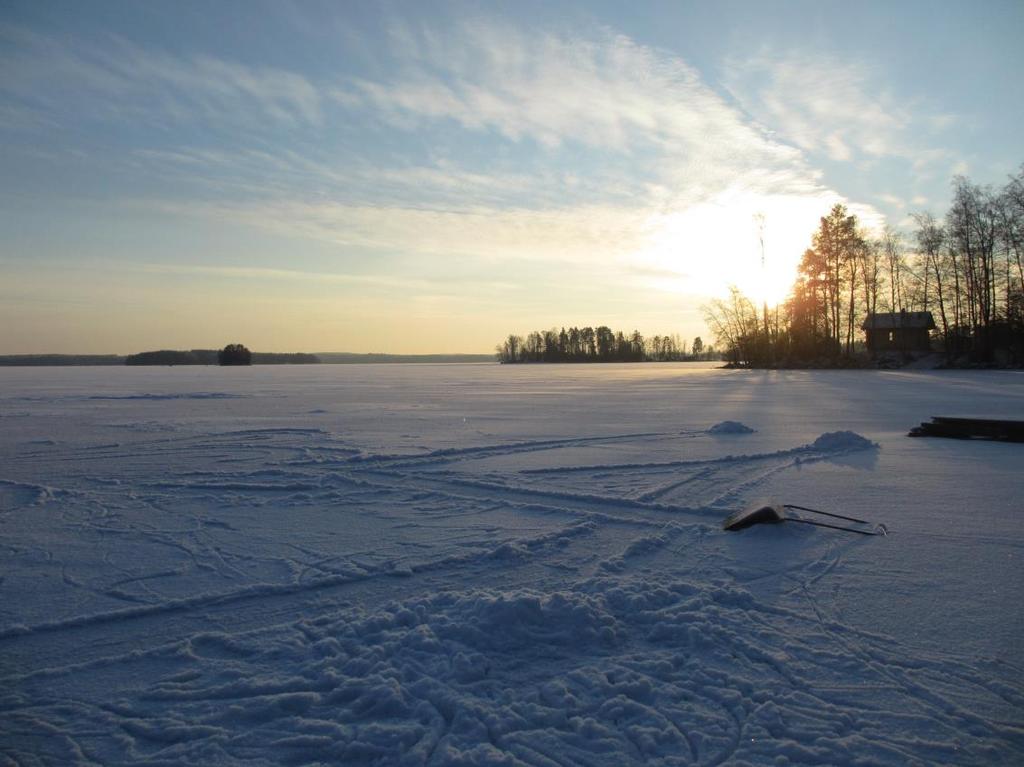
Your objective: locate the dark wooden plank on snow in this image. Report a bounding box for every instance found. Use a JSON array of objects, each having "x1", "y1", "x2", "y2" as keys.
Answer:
[{"x1": 909, "y1": 417, "x2": 1024, "y2": 442}]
